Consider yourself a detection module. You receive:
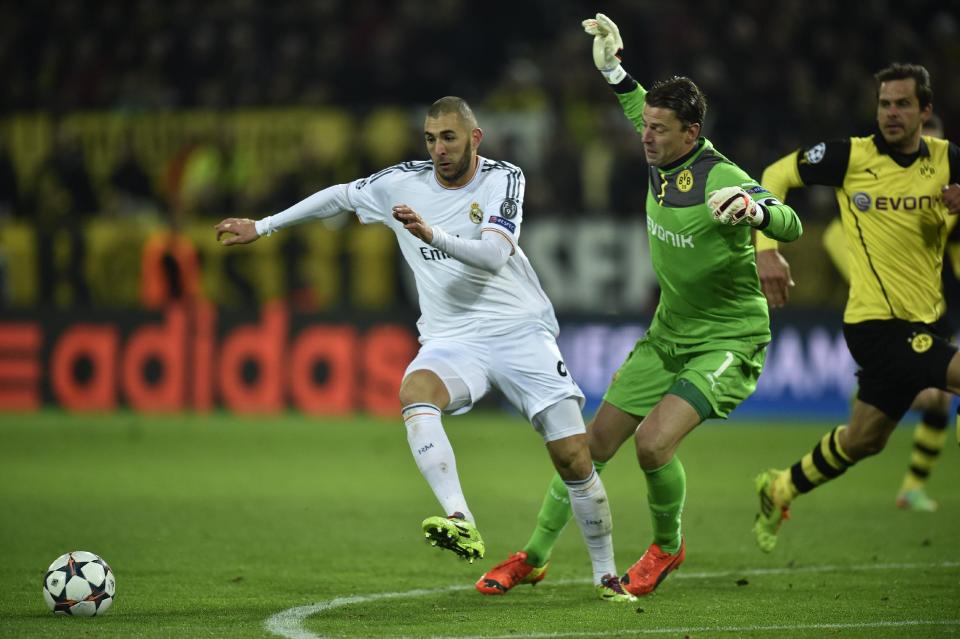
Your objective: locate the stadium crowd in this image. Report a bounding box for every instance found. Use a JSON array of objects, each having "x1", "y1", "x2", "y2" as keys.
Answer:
[{"x1": 0, "y1": 0, "x2": 956, "y2": 307}]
